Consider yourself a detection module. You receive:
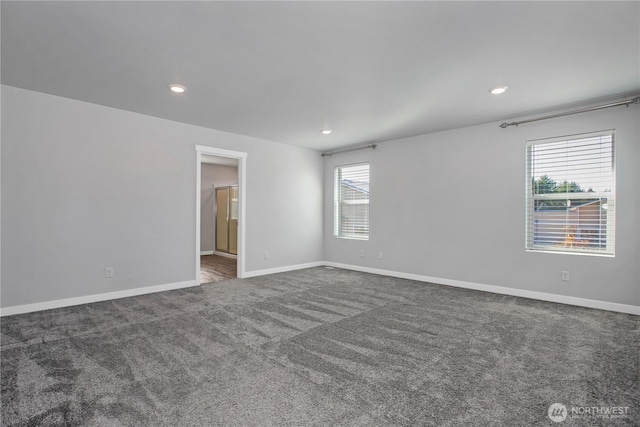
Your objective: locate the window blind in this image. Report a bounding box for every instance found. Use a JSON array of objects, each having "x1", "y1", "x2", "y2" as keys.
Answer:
[
  {"x1": 526, "y1": 131, "x2": 615, "y2": 255},
  {"x1": 334, "y1": 163, "x2": 370, "y2": 239}
]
